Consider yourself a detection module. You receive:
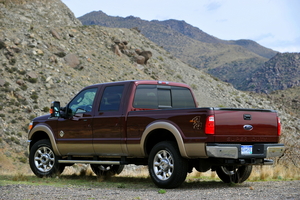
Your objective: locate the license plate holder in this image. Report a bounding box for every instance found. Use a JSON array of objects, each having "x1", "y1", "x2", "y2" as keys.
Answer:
[{"x1": 241, "y1": 145, "x2": 252, "y2": 155}]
